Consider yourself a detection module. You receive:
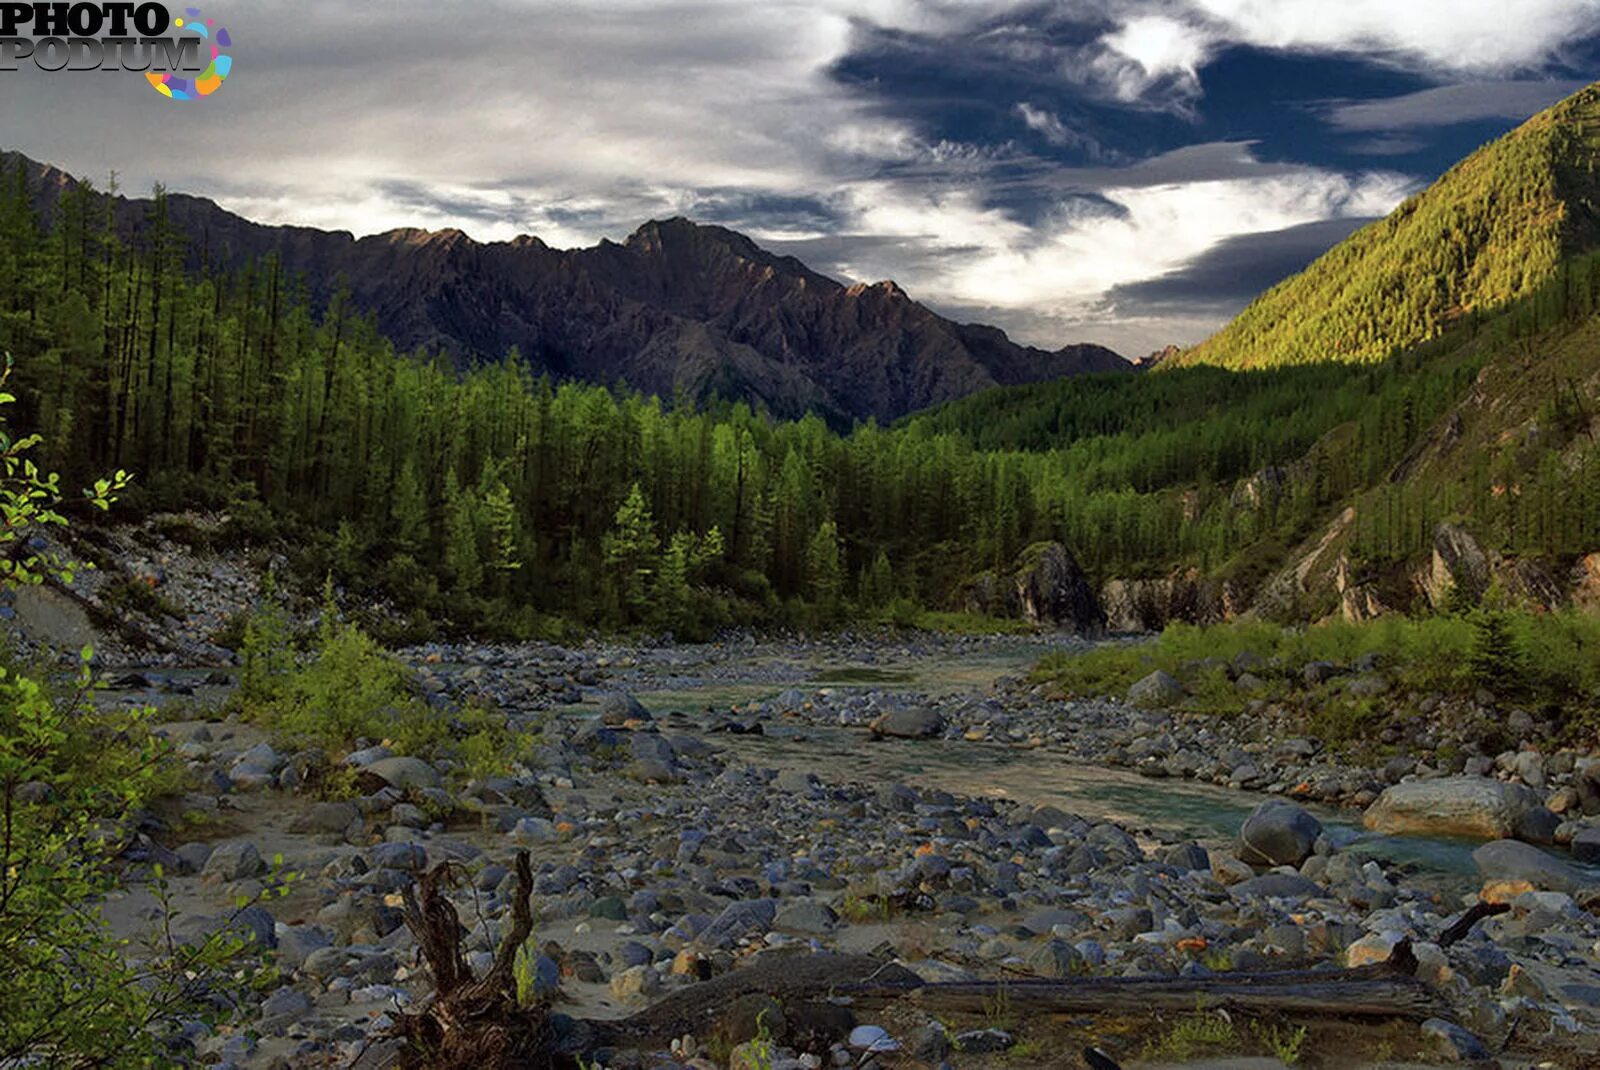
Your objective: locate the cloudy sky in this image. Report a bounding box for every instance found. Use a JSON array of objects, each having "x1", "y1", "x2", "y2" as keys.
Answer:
[{"x1": 4, "y1": 1, "x2": 1600, "y2": 355}]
